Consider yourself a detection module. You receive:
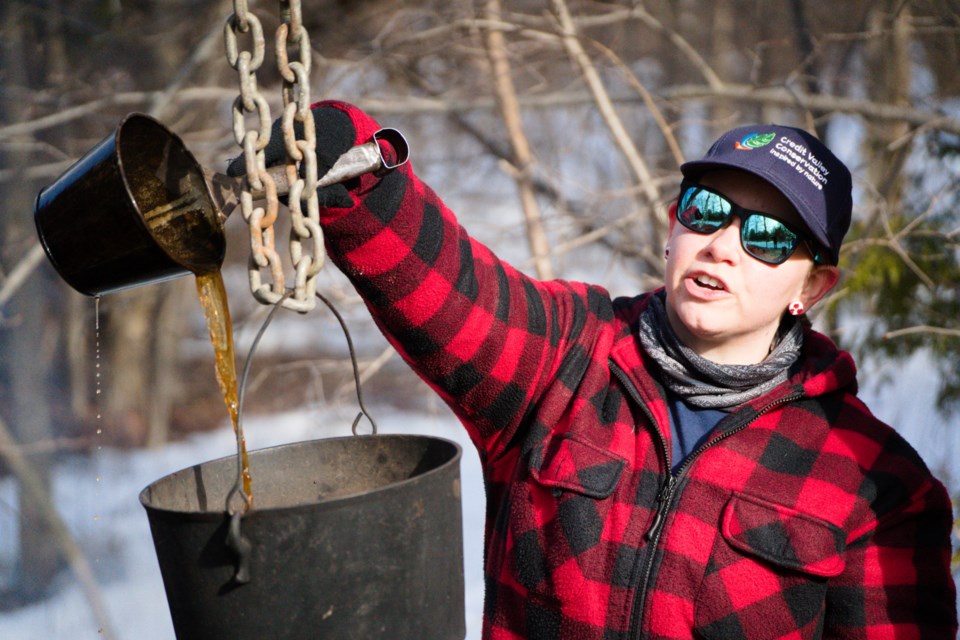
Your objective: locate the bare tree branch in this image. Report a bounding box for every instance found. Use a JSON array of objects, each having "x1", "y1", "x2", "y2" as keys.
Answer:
[
  {"x1": 661, "y1": 83, "x2": 960, "y2": 135},
  {"x1": 0, "y1": 87, "x2": 235, "y2": 140},
  {"x1": 0, "y1": 159, "x2": 74, "y2": 183},
  {"x1": 336, "y1": 344, "x2": 397, "y2": 400},
  {"x1": 589, "y1": 40, "x2": 685, "y2": 169},
  {"x1": 549, "y1": 0, "x2": 660, "y2": 206},
  {"x1": 0, "y1": 242, "x2": 45, "y2": 310},
  {"x1": 483, "y1": 0, "x2": 554, "y2": 280},
  {"x1": 884, "y1": 325, "x2": 960, "y2": 339},
  {"x1": 500, "y1": 5, "x2": 726, "y2": 90},
  {"x1": 5, "y1": 82, "x2": 958, "y2": 147},
  {"x1": 146, "y1": 17, "x2": 225, "y2": 120},
  {"x1": 357, "y1": 84, "x2": 960, "y2": 134}
]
